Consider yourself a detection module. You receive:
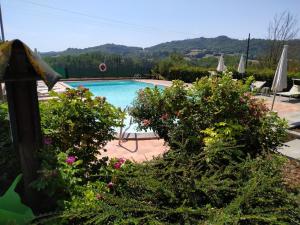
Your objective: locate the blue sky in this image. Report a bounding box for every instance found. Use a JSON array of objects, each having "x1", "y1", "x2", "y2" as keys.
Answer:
[{"x1": 2, "y1": 0, "x2": 300, "y2": 51}]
